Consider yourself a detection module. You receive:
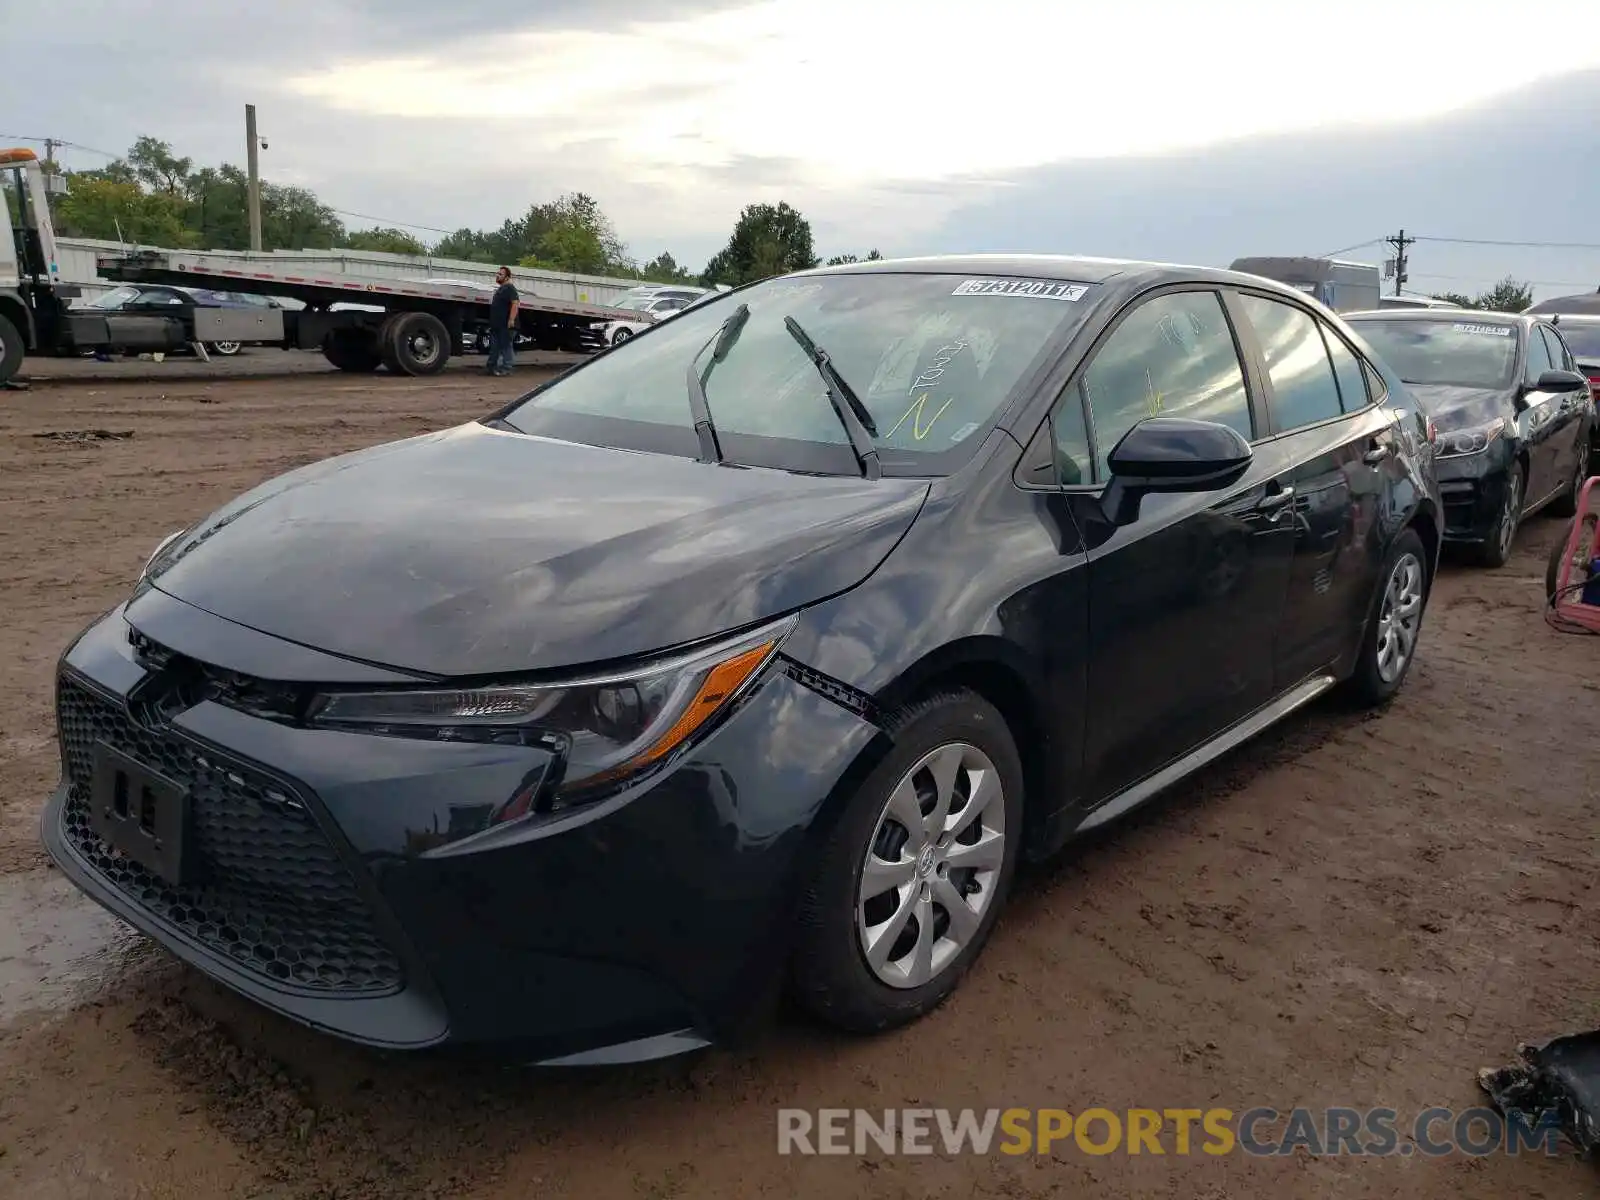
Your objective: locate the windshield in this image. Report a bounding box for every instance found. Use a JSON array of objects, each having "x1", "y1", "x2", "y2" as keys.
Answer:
[
  {"x1": 92, "y1": 286, "x2": 142, "y2": 309},
  {"x1": 604, "y1": 293, "x2": 658, "y2": 313},
  {"x1": 1559, "y1": 323, "x2": 1600, "y2": 359},
  {"x1": 1347, "y1": 318, "x2": 1519, "y2": 390},
  {"x1": 502, "y1": 271, "x2": 1097, "y2": 476}
]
